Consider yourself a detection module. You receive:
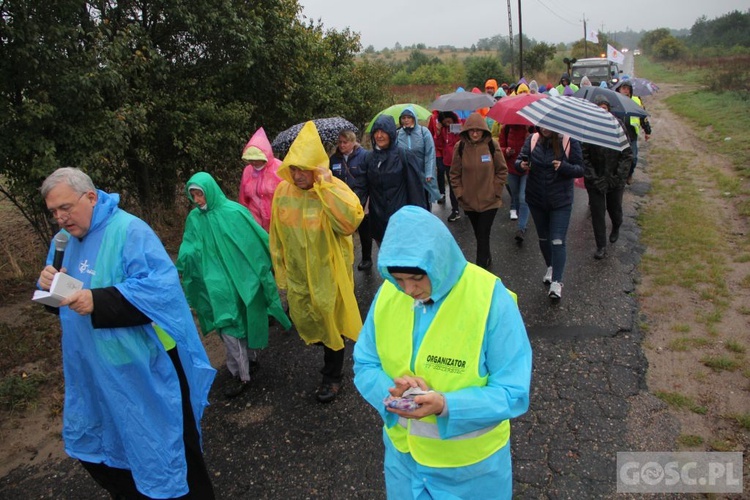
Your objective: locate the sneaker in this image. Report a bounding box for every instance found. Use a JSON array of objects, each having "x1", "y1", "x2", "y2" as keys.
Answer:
[
  {"x1": 437, "y1": 195, "x2": 446, "y2": 205},
  {"x1": 447, "y1": 211, "x2": 461, "y2": 222},
  {"x1": 510, "y1": 209, "x2": 518, "y2": 220},
  {"x1": 315, "y1": 382, "x2": 342, "y2": 403},
  {"x1": 543, "y1": 266, "x2": 553, "y2": 285},
  {"x1": 594, "y1": 247, "x2": 607, "y2": 260},
  {"x1": 357, "y1": 259, "x2": 373, "y2": 271},
  {"x1": 515, "y1": 229, "x2": 525, "y2": 243},
  {"x1": 548, "y1": 281, "x2": 563, "y2": 299}
]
